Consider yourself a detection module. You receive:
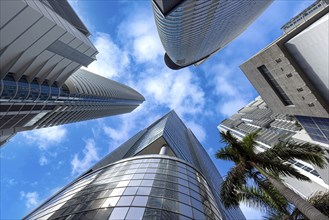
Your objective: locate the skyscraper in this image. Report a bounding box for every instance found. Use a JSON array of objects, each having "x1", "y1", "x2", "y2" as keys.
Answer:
[
  {"x1": 0, "y1": 0, "x2": 145, "y2": 146},
  {"x1": 240, "y1": 0, "x2": 329, "y2": 144},
  {"x1": 24, "y1": 111, "x2": 245, "y2": 220},
  {"x1": 151, "y1": 0, "x2": 273, "y2": 69},
  {"x1": 218, "y1": 97, "x2": 329, "y2": 198}
]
